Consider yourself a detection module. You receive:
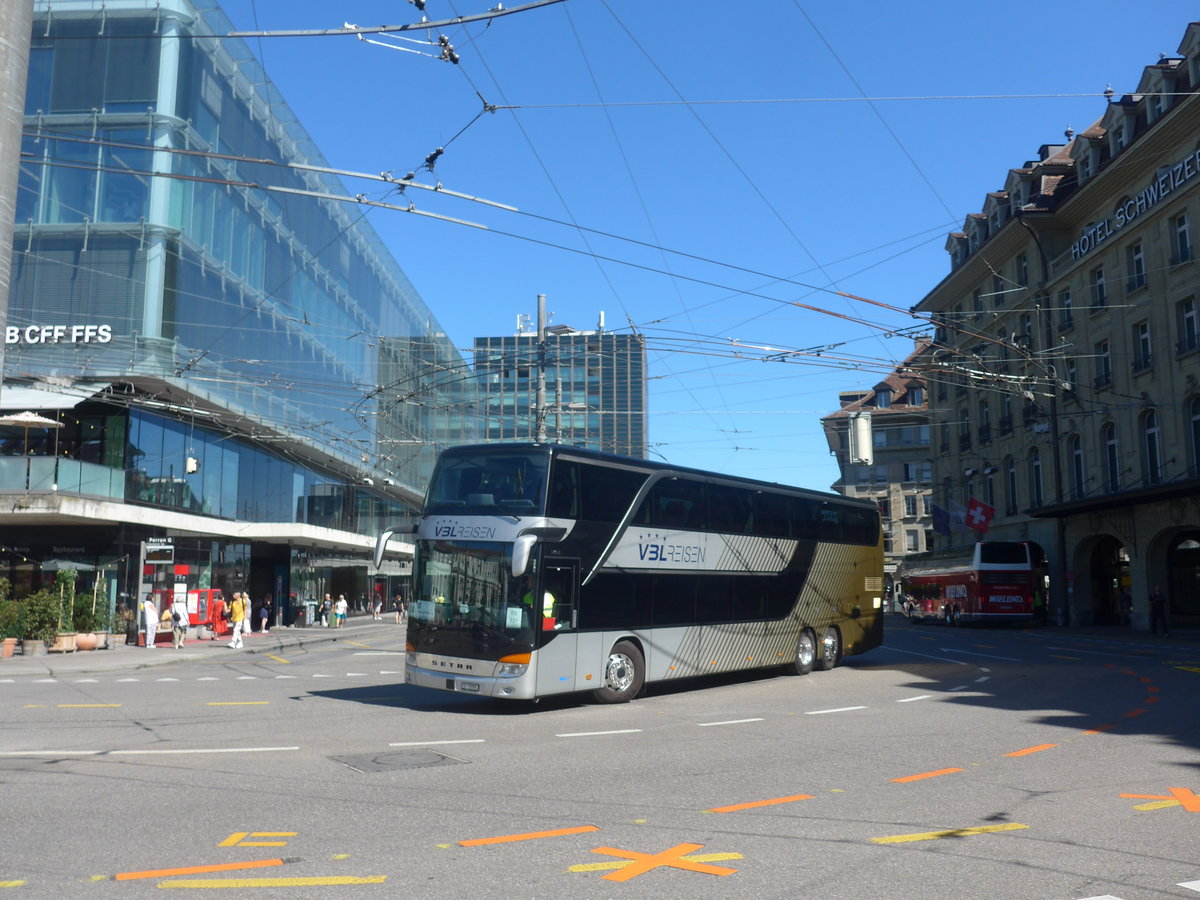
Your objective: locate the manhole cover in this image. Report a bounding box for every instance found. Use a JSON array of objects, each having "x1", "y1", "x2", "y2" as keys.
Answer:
[{"x1": 329, "y1": 749, "x2": 466, "y2": 773}]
